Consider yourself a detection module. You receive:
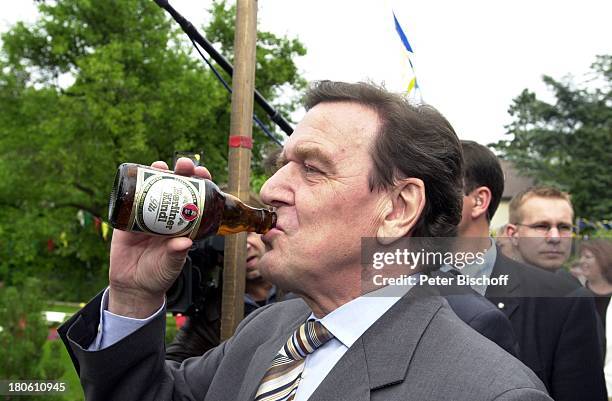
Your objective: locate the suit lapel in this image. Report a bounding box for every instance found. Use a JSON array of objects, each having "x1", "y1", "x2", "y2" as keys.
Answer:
[
  {"x1": 364, "y1": 286, "x2": 443, "y2": 390},
  {"x1": 237, "y1": 308, "x2": 311, "y2": 401},
  {"x1": 307, "y1": 338, "x2": 371, "y2": 401},
  {"x1": 309, "y1": 285, "x2": 444, "y2": 401},
  {"x1": 486, "y1": 253, "x2": 521, "y2": 319}
]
